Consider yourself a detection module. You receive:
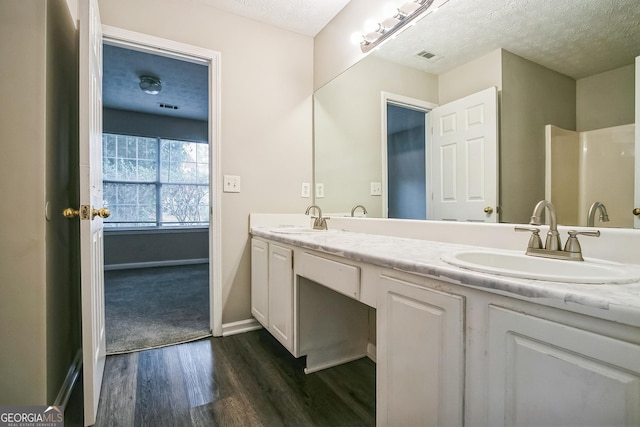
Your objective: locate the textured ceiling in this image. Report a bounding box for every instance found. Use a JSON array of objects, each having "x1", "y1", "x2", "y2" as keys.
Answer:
[
  {"x1": 103, "y1": 44, "x2": 209, "y2": 121},
  {"x1": 374, "y1": 0, "x2": 640, "y2": 79},
  {"x1": 192, "y1": 0, "x2": 351, "y2": 36},
  {"x1": 103, "y1": 0, "x2": 640, "y2": 121}
]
